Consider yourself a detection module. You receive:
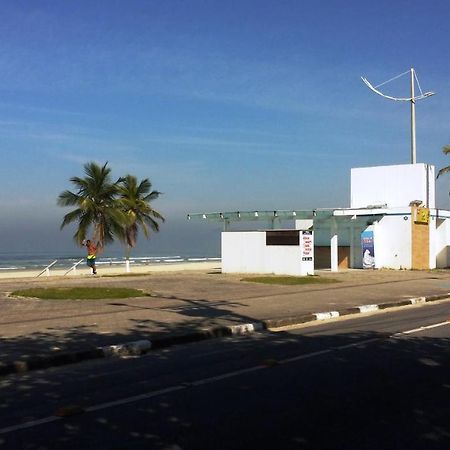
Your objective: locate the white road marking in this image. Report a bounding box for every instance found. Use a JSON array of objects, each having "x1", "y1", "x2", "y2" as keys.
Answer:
[
  {"x1": 332, "y1": 338, "x2": 381, "y2": 350},
  {"x1": 0, "y1": 416, "x2": 60, "y2": 434},
  {"x1": 279, "y1": 349, "x2": 332, "y2": 364},
  {"x1": 85, "y1": 385, "x2": 184, "y2": 412},
  {"x1": 189, "y1": 365, "x2": 266, "y2": 386},
  {"x1": 392, "y1": 321, "x2": 449, "y2": 336}
]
